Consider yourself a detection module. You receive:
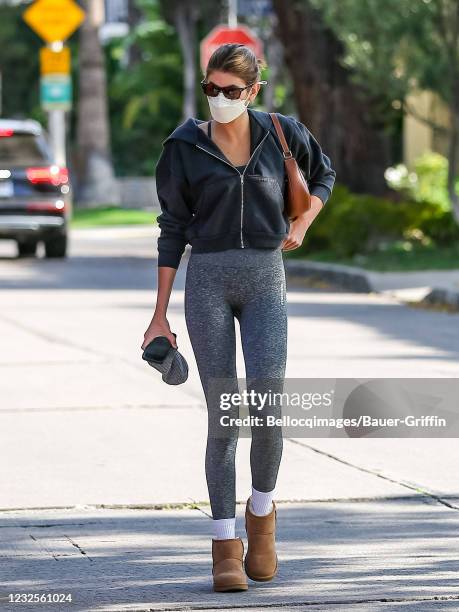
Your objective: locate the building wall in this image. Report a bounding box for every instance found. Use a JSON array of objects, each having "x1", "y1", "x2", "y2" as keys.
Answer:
[
  {"x1": 117, "y1": 177, "x2": 159, "y2": 210},
  {"x1": 403, "y1": 89, "x2": 451, "y2": 170}
]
